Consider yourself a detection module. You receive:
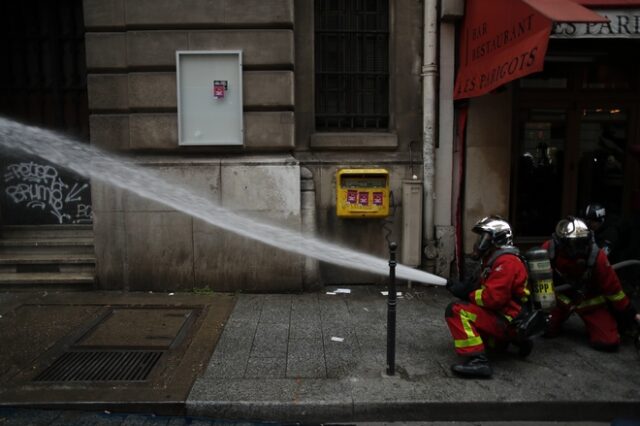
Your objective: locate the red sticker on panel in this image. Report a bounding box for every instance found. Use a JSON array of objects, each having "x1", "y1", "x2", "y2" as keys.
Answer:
[
  {"x1": 213, "y1": 82, "x2": 225, "y2": 99},
  {"x1": 358, "y1": 192, "x2": 369, "y2": 206},
  {"x1": 373, "y1": 192, "x2": 383, "y2": 206},
  {"x1": 346, "y1": 190, "x2": 357, "y2": 204}
]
